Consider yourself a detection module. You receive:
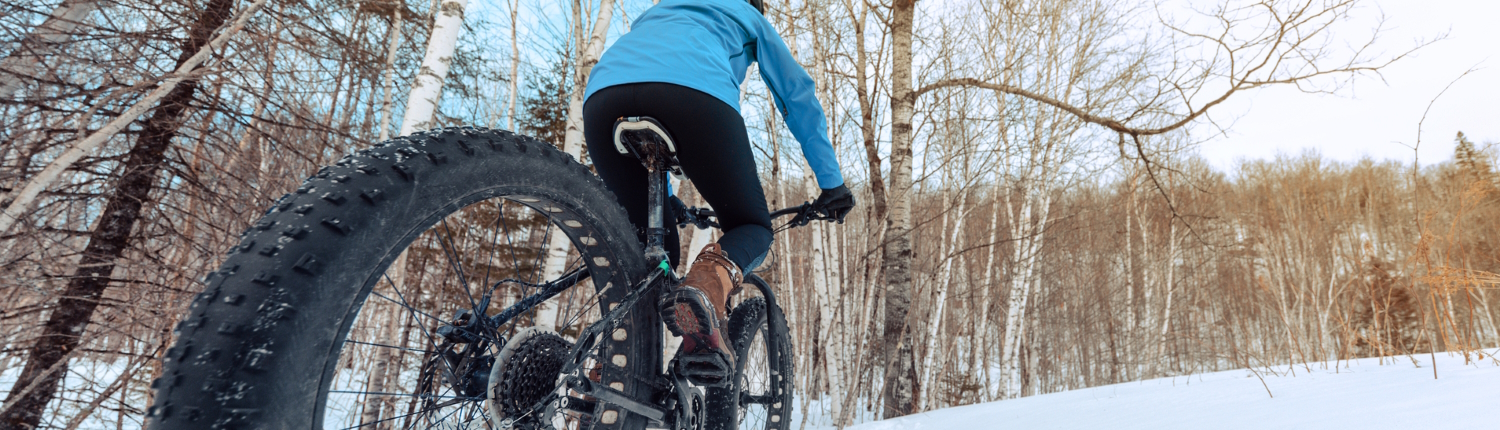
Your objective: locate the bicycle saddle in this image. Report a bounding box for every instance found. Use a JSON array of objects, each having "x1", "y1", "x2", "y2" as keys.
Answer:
[{"x1": 612, "y1": 116, "x2": 683, "y2": 176}]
